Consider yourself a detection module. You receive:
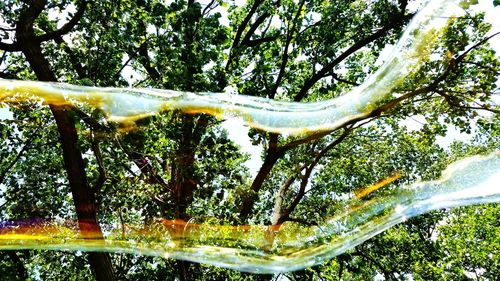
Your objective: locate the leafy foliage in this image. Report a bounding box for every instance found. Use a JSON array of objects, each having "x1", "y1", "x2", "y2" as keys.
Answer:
[{"x1": 0, "y1": 0, "x2": 499, "y2": 280}]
